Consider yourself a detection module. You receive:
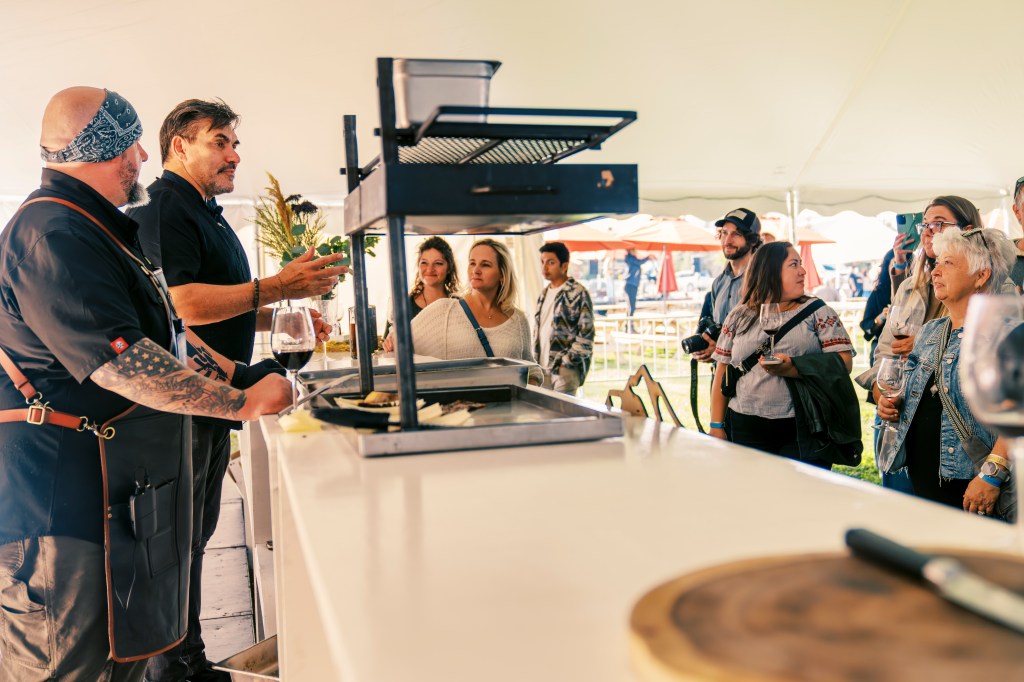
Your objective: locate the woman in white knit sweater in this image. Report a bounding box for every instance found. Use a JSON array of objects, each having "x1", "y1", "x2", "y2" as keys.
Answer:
[{"x1": 386, "y1": 238, "x2": 534, "y2": 363}]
